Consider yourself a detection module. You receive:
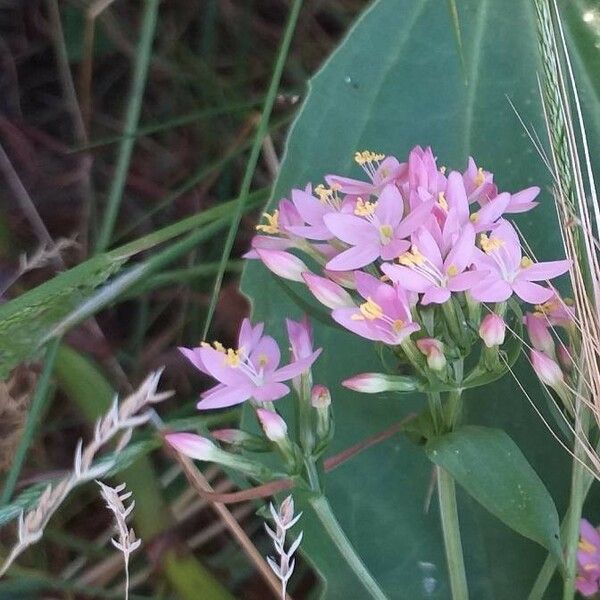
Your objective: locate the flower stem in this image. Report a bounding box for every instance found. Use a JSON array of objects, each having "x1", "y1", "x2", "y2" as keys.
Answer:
[
  {"x1": 562, "y1": 405, "x2": 590, "y2": 599},
  {"x1": 309, "y1": 495, "x2": 389, "y2": 600},
  {"x1": 437, "y1": 465, "x2": 469, "y2": 600}
]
